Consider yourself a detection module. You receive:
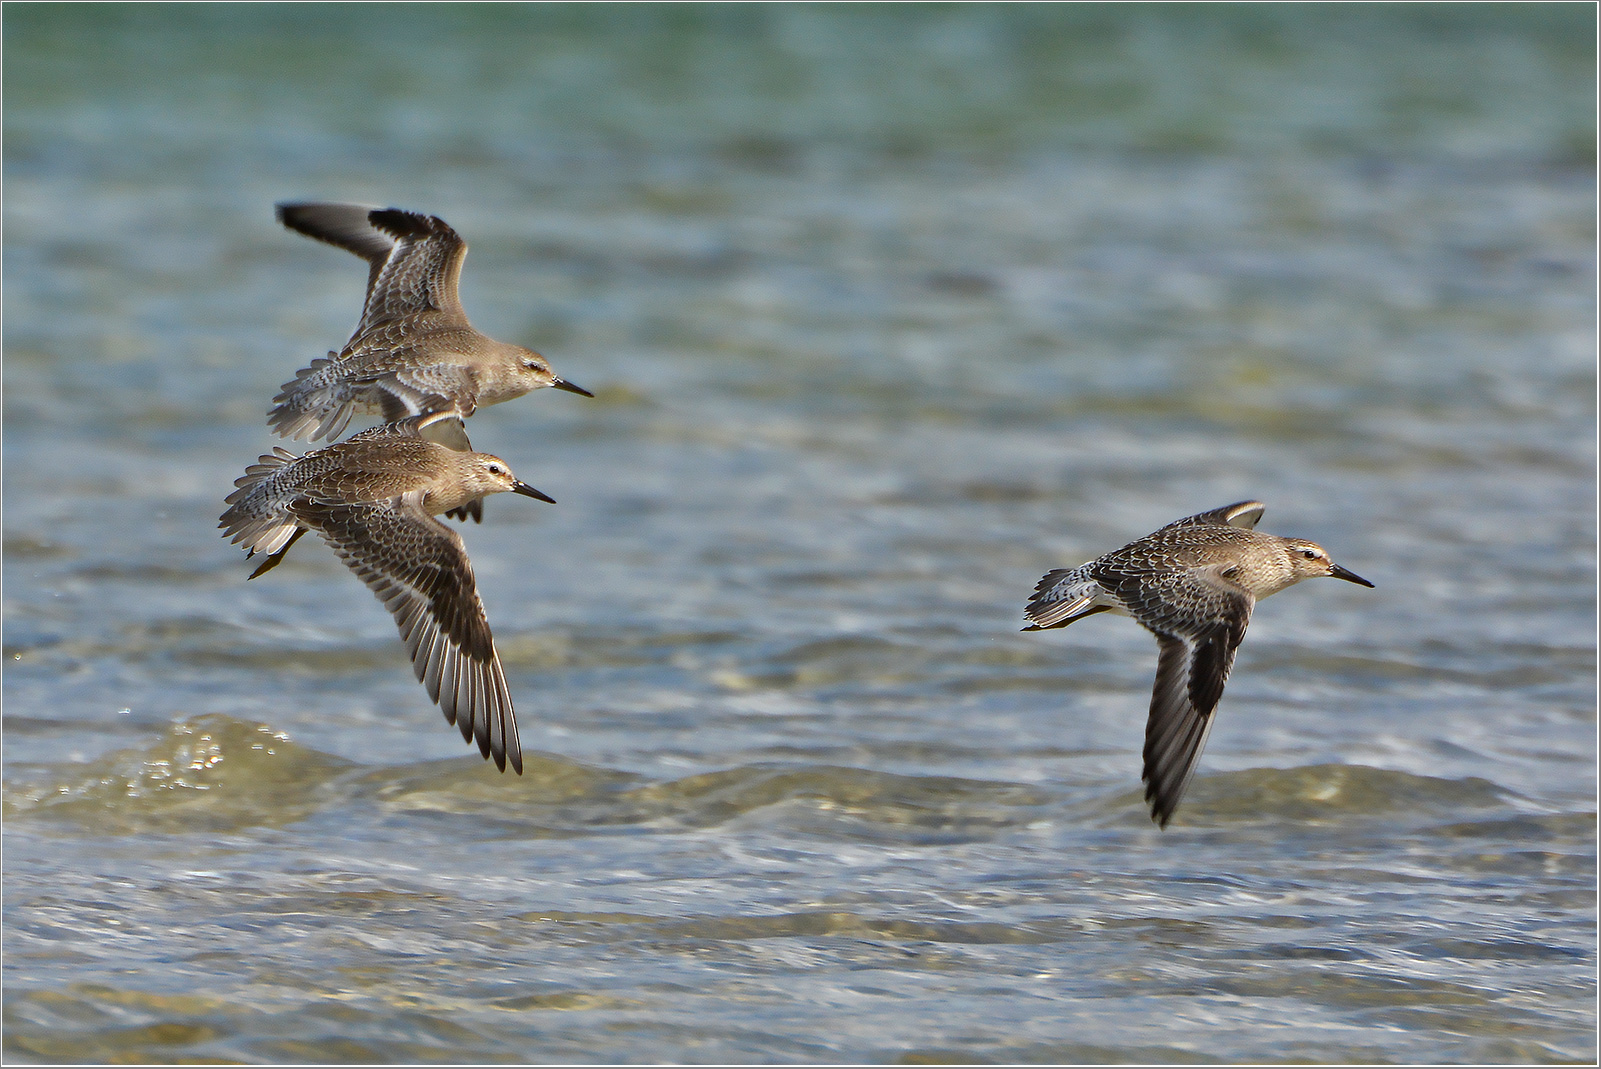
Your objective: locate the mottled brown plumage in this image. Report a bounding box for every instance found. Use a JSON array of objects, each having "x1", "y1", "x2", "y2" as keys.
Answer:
[
  {"x1": 1024, "y1": 501, "x2": 1373, "y2": 828},
  {"x1": 268, "y1": 202, "x2": 591, "y2": 445},
  {"x1": 219, "y1": 414, "x2": 555, "y2": 773}
]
